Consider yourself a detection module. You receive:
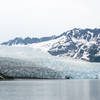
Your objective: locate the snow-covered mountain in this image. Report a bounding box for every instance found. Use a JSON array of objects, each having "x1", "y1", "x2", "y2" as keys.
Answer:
[
  {"x1": 1, "y1": 28, "x2": 100, "y2": 62},
  {"x1": 28, "y1": 28, "x2": 100, "y2": 62},
  {"x1": 1, "y1": 36, "x2": 56, "y2": 46},
  {"x1": 48, "y1": 28, "x2": 100, "y2": 62}
]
